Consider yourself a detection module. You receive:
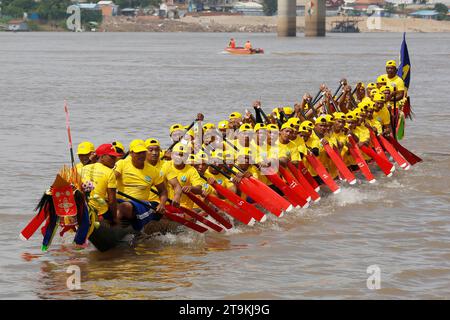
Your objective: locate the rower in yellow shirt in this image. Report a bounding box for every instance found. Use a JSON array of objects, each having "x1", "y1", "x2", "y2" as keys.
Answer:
[
  {"x1": 76, "y1": 141, "x2": 96, "y2": 174},
  {"x1": 164, "y1": 143, "x2": 204, "y2": 210},
  {"x1": 372, "y1": 92, "x2": 392, "y2": 136},
  {"x1": 114, "y1": 139, "x2": 168, "y2": 231},
  {"x1": 81, "y1": 143, "x2": 122, "y2": 224},
  {"x1": 275, "y1": 122, "x2": 300, "y2": 168},
  {"x1": 145, "y1": 138, "x2": 182, "y2": 206}
]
